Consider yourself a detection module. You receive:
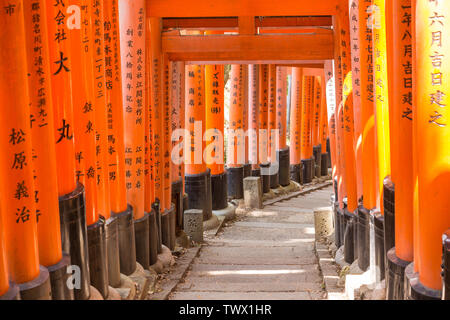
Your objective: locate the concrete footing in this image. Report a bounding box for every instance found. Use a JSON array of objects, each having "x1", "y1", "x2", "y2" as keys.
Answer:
[{"x1": 243, "y1": 176, "x2": 263, "y2": 209}]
